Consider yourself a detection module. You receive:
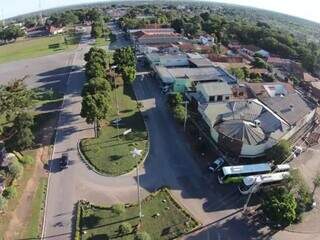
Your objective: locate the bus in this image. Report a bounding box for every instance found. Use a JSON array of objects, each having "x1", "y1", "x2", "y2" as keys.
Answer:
[
  {"x1": 217, "y1": 163, "x2": 290, "y2": 184},
  {"x1": 238, "y1": 171, "x2": 290, "y2": 195},
  {"x1": 218, "y1": 163, "x2": 272, "y2": 184}
]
